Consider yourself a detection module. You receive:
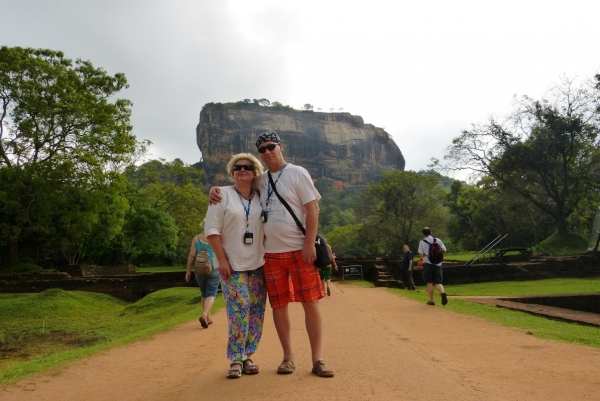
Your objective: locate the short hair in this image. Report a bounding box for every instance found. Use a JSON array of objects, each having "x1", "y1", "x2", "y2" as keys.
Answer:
[
  {"x1": 403, "y1": 244, "x2": 409, "y2": 248},
  {"x1": 226, "y1": 153, "x2": 263, "y2": 181},
  {"x1": 422, "y1": 227, "x2": 432, "y2": 236}
]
